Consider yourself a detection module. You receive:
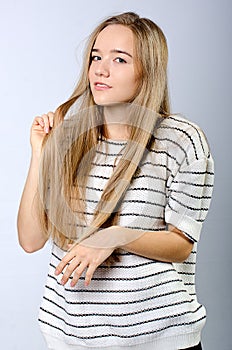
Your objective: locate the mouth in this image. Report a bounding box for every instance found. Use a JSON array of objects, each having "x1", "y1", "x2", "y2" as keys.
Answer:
[{"x1": 94, "y1": 82, "x2": 112, "y2": 90}]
